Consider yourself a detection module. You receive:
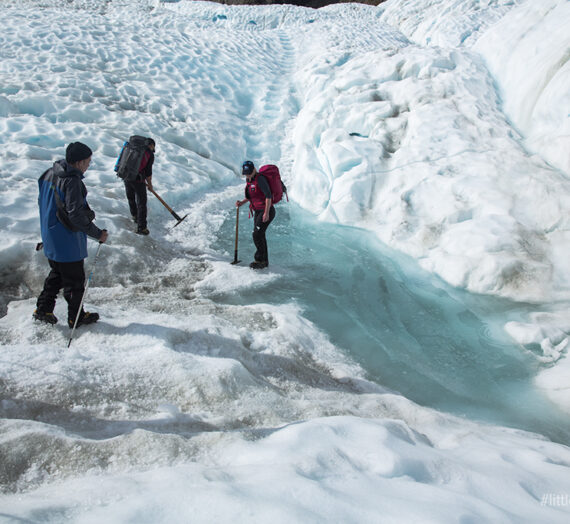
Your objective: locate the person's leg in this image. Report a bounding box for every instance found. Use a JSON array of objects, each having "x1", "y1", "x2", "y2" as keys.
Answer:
[
  {"x1": 134, "y1": 182, "x2": 148, "y2": 230},
  {"x1": 252, "y1": 207, "x2": 275, "y2": 265},
  {"x1": 124, "y1": 180, "x2": 138, "y2": 220},
  {"x1": 60, "y1": 260, "x2": 86, "y2": 324},
  {"x1": 35, "y1": 260, "x2": 63, "y2": 322},
  {"x1": 252, "y1": 211, "x2": 265, "y2": 262}
]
